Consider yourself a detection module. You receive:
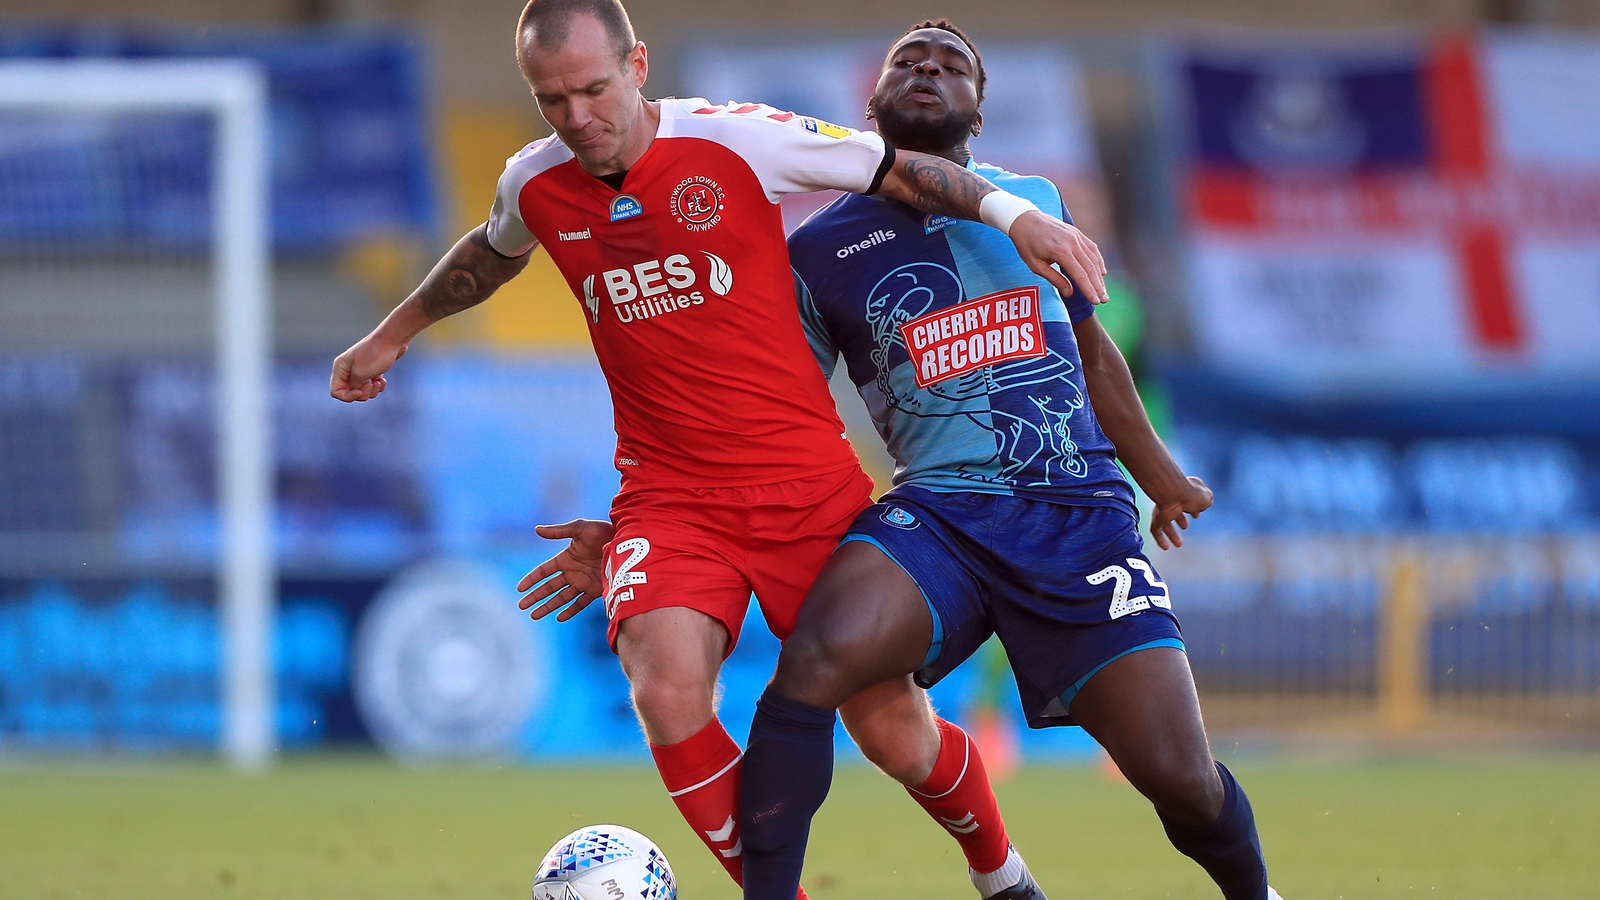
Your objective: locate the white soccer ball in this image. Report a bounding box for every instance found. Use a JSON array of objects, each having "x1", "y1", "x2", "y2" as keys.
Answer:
[{"x1": 531, "y1": 825, "x2": 677, "y2": 900}]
